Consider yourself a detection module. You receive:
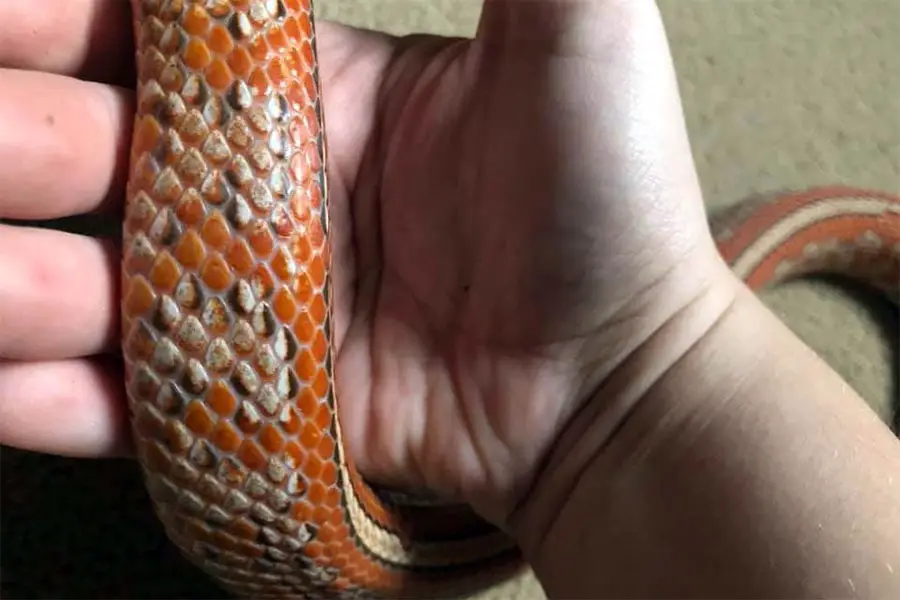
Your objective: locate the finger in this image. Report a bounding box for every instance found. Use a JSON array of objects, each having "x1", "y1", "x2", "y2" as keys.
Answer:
[
  {"x1": 0, "y1": 68, "x2": 133, "y2": 219},
  {"x1": 0, "y1": 356, "x2": 131, "y2": 458},
  {"x1": 0, "y1": 224, "x2": 119, "y2": 361},
  {"x1": 0, "y1": 0, "x2": 134, "y2": 84}
]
